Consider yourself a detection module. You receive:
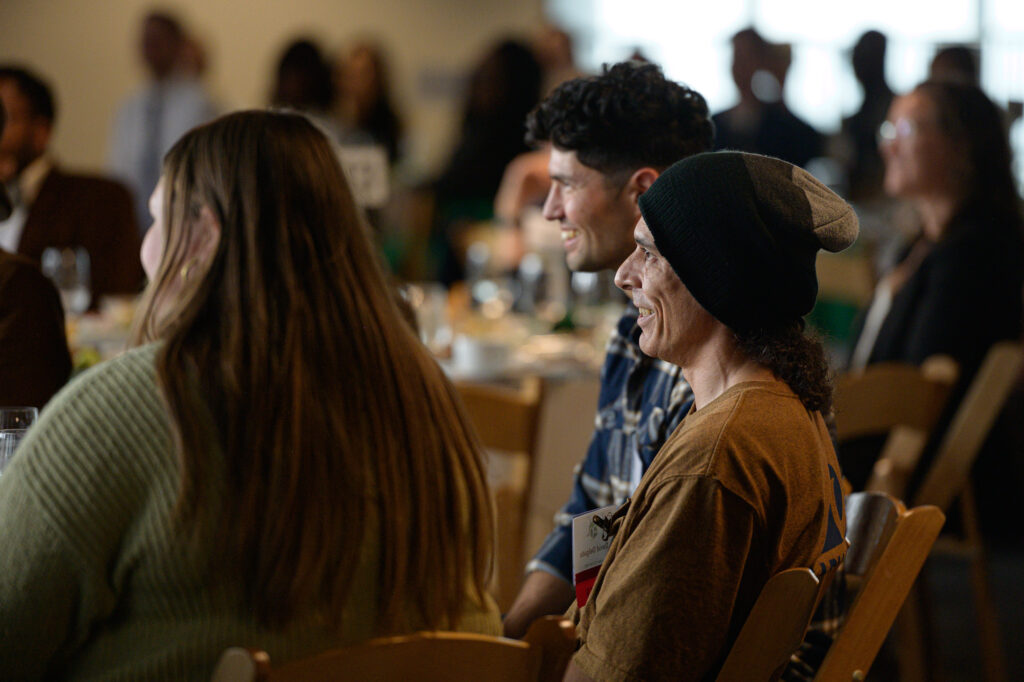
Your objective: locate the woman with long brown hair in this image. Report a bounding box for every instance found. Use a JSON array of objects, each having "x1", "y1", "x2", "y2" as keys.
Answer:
[
  {"x1": 0, "y1": 110, "x2": 499, "y2": 679},
  {"x1": 851, "y1": 80, "x2": 1022, "y2": 373}
]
